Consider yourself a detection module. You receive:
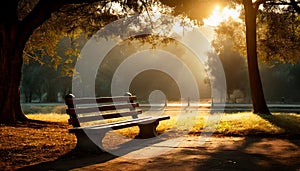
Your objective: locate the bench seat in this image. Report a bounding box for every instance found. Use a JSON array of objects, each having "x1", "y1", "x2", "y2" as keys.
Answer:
[{"x1": 69, "y1": 116, "x2": 170, "y2": 133}]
